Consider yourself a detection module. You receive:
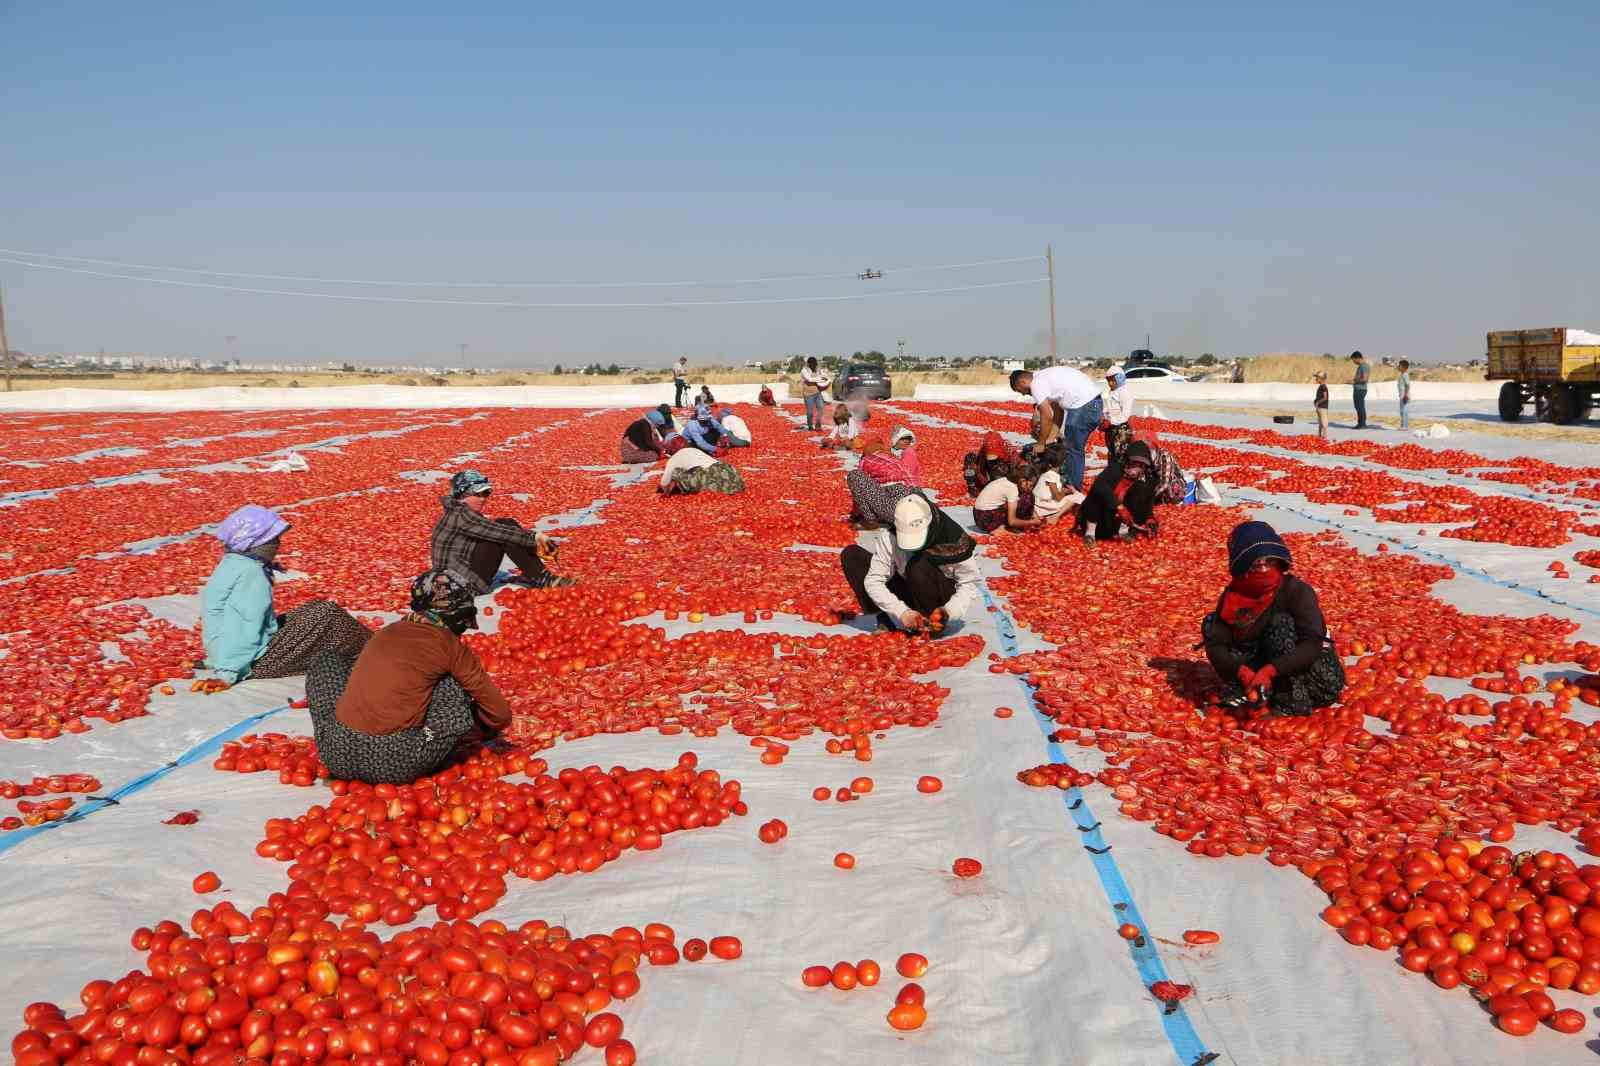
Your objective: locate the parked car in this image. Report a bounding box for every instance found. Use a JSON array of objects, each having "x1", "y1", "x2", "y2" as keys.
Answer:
[
  {"x1": 831, "y1": 362, "x2": 892, "y2": 400},
  {"x1": 1122, "y1": 365, "x2": 1189, "y2": 383},
  {"x1": 1126, "y1": 349, "x2": 1159, "y2": 368}
]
